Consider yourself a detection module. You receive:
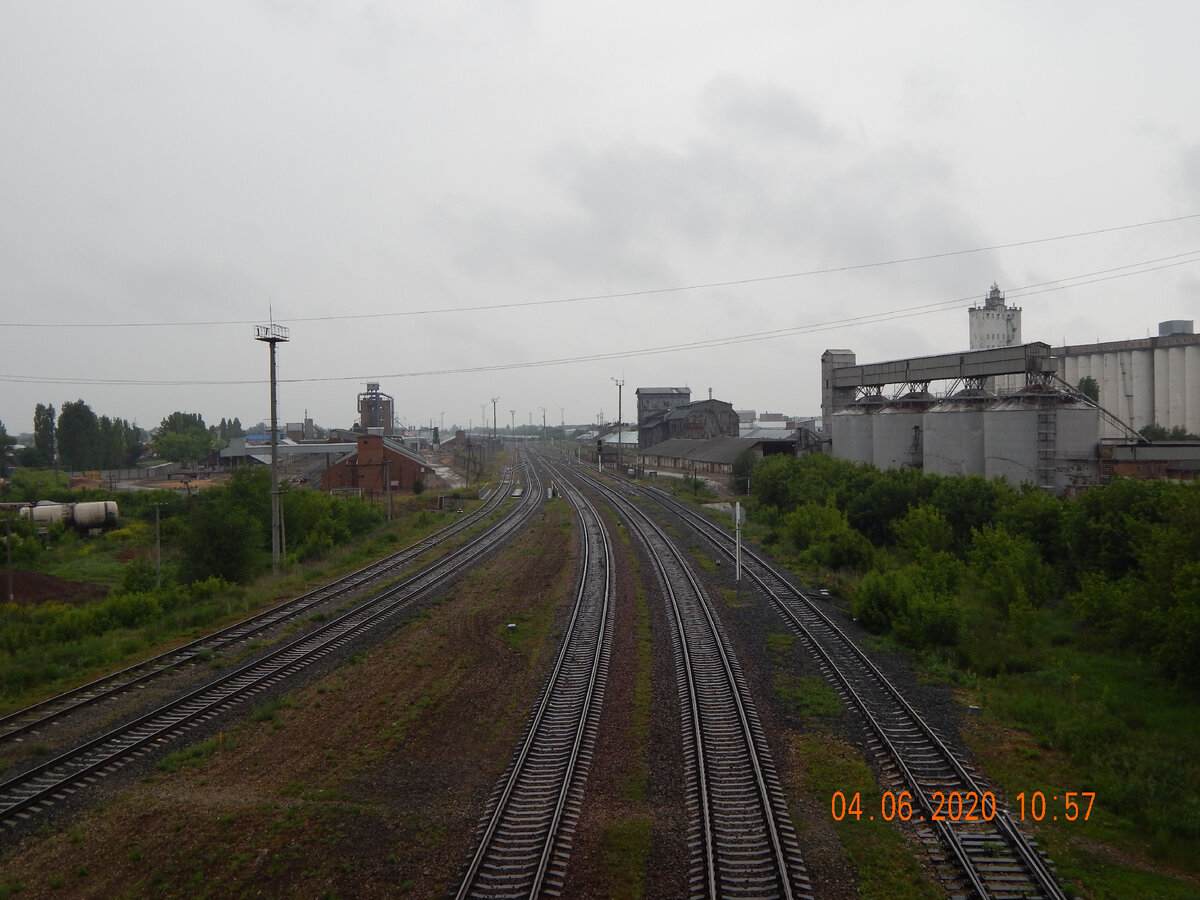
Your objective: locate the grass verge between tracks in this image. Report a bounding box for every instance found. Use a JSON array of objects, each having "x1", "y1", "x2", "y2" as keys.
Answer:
[{"x1": 596, "y1": 522, "x2": 655, "y2": 898}]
